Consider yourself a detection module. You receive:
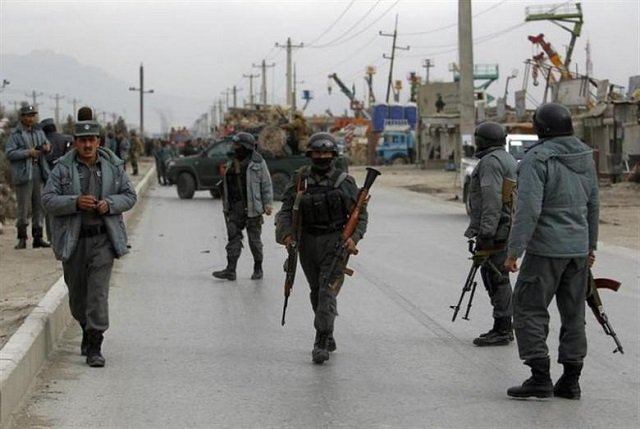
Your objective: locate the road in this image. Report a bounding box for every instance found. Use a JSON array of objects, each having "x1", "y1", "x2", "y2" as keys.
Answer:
[{"x1": 14, "y1": 180, "x2": 640, "y2": 429}]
